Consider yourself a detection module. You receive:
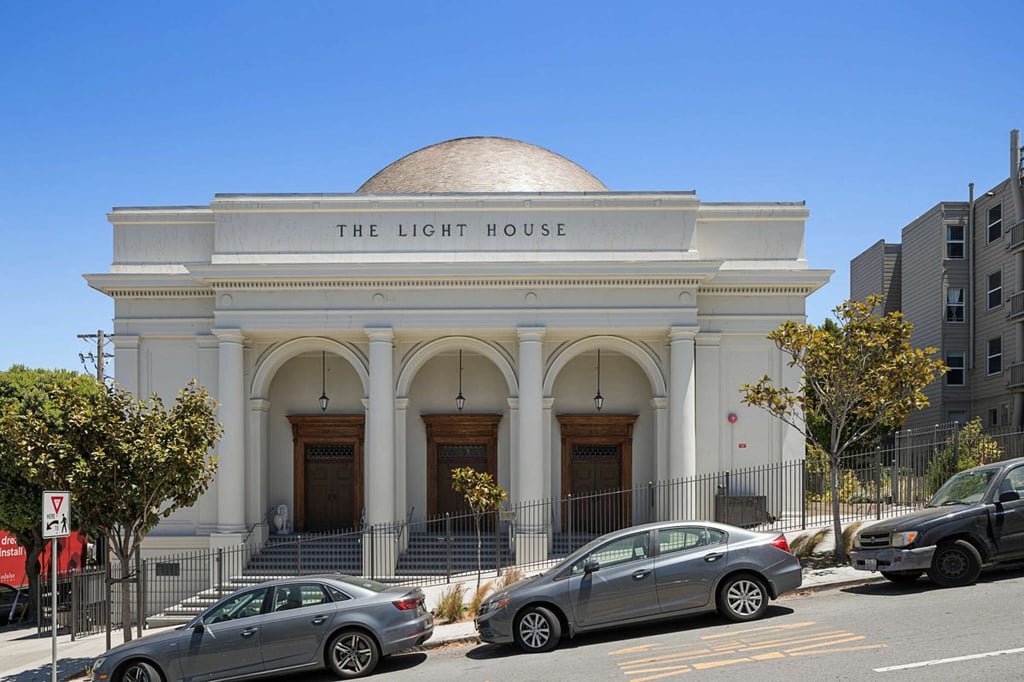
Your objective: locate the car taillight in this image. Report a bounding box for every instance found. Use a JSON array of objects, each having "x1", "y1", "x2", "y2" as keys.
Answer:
[
  {"x1": 770, "y1": 534, "x2": 792, "y2": 553},
  {"x1": 393, "y1": 596, "x2": 422, "y2": 611}
]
